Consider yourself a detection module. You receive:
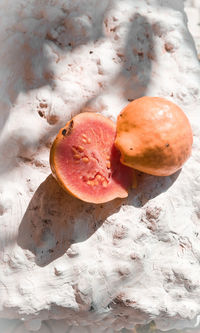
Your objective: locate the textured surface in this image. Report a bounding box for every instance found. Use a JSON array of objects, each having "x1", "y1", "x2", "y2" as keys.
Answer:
[
  {"x1": 0, "y1": 0, "x2": 200, "y2": 332},
  {"x1": 185, "y1": 0, "x2": 200, "y2": 57}
]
